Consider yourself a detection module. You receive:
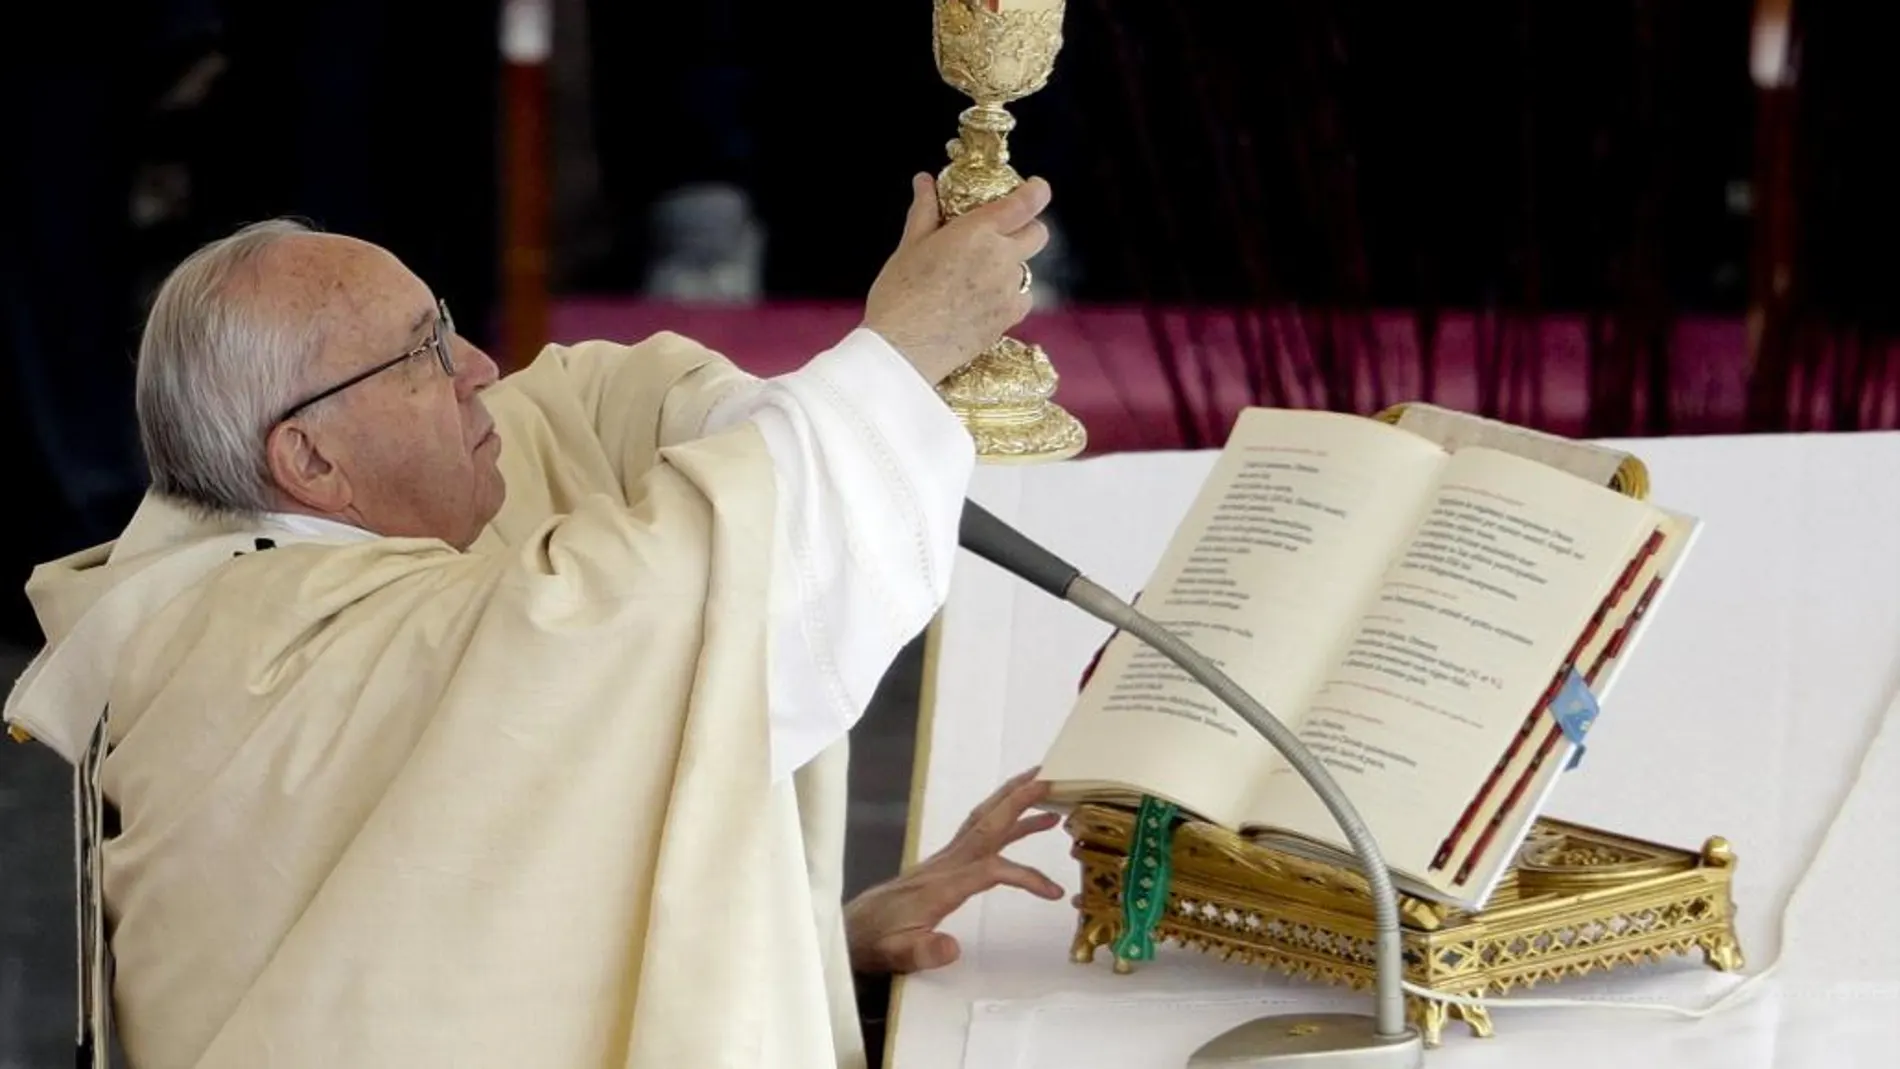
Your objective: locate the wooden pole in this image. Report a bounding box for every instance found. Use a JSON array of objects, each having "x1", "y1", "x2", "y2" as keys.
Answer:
[
  {"x1": 499, "y1": 0, "x2": 552, "y2": 374},
  {"x1": 1745, "y1": 0, "x2": 1798, "y2": 429}
]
